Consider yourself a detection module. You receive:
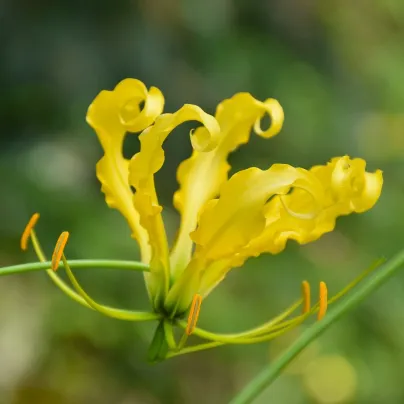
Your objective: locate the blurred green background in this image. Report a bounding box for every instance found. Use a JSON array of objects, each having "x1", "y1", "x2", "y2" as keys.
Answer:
[{"x1": 1, "y1": 1, "x2": 404, "y2": 403}]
